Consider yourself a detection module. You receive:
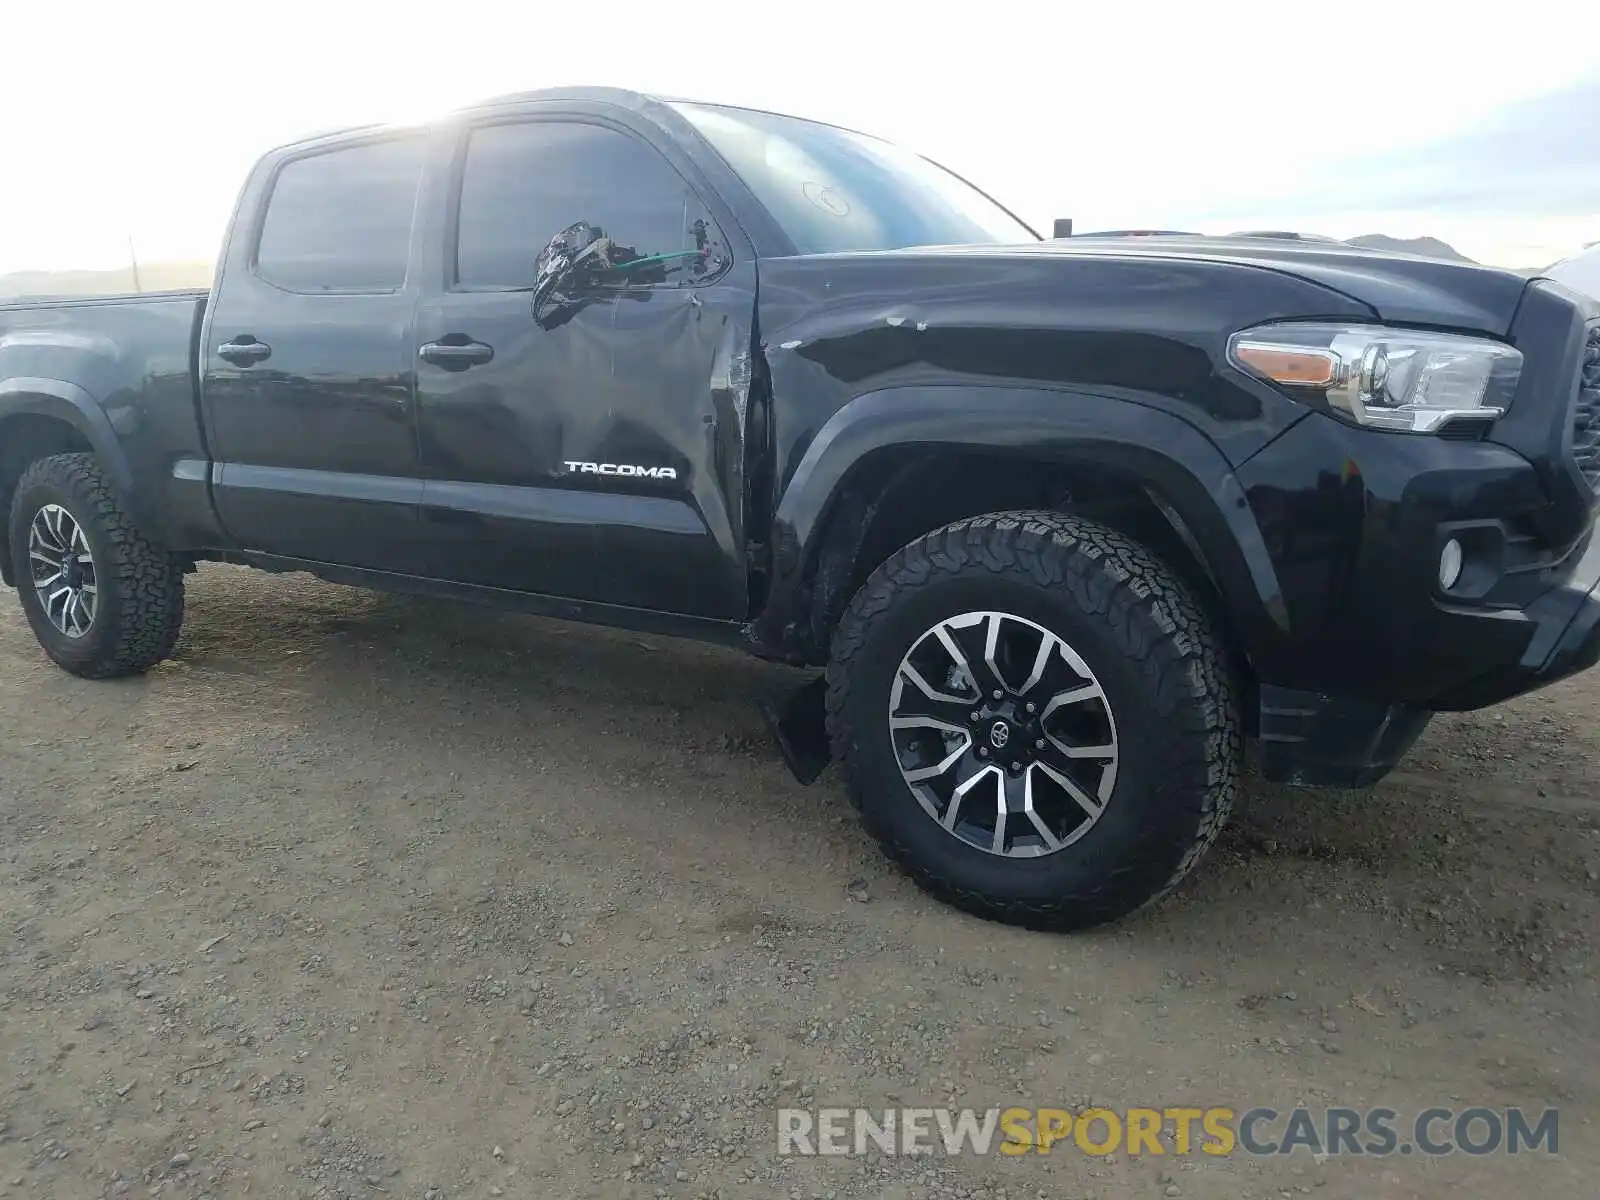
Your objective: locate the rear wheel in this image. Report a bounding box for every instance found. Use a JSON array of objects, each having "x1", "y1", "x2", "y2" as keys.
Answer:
[
  {"x1": 8, "y1": 453, "x2": 184, "y2": 678},
  {"x1": 826, "y1": 510, "x2": 1239, "y2": 930}
]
